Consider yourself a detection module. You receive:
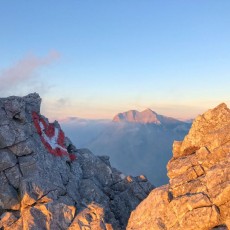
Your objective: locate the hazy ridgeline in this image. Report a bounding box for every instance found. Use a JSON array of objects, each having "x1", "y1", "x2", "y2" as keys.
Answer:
[{"x1": 61, "y1": 117, "x2": 191, "y2": 186}]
